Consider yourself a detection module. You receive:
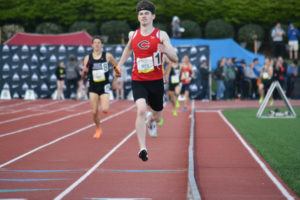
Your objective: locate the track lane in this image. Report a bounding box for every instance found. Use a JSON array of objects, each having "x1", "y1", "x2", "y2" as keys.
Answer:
[
  {"x1": 0, "y1": 100, "x2": 88, "y2": 126},
  {"x1": 0, "y1": 102, "x2": 136, "y2": 199},
  {"x1": 0, "y1": 101, "x2": 132, "y2": 166},
  {"x1": 0, "y1": 101, "x2": 190, "y2": 200},
  {"x1": 0, "y1": 101, "x2": 59, "y2": 115},
  {"x1": 2, "y1": 100, "x2": 298, "y2": 199},
  {"x1": 0, "y1": 100, "x2": 34, "y2": 109},
  {"x1": 55, "y1": 103, "x2": 190, "y2": 200},
  {"x1": 194, "y1": 111, "x2": 297, "y2": 200}
]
